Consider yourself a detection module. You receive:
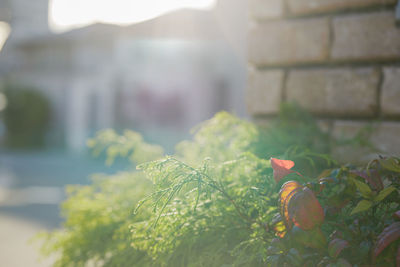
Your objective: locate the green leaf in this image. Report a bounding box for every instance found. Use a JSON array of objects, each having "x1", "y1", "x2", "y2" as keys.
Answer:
[
  {"x1": 374, "y1": 186, "x2": 396, "y2": 203},
  {"x1": 379, "y1": 158, "x2": 400, "y2": 173},
  {"x1": 350, "y1": 200, "x2": 373, "y2": 215},
  {"x1": 353, "y1": 179, "x2": 372, "y2": 199}
]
